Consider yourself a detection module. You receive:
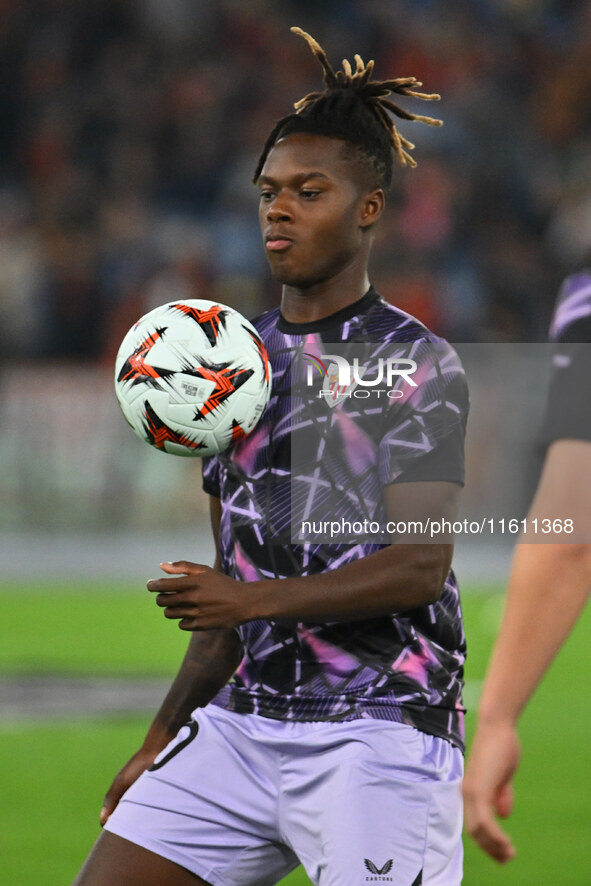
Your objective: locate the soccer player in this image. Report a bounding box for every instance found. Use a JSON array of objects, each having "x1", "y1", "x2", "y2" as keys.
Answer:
[
  {"x1": 463, "y1": 272, "x2": 591, "y2": 863},
  {"x1": 74, "y1": 29, "x2": 469, "y2": 886}
]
